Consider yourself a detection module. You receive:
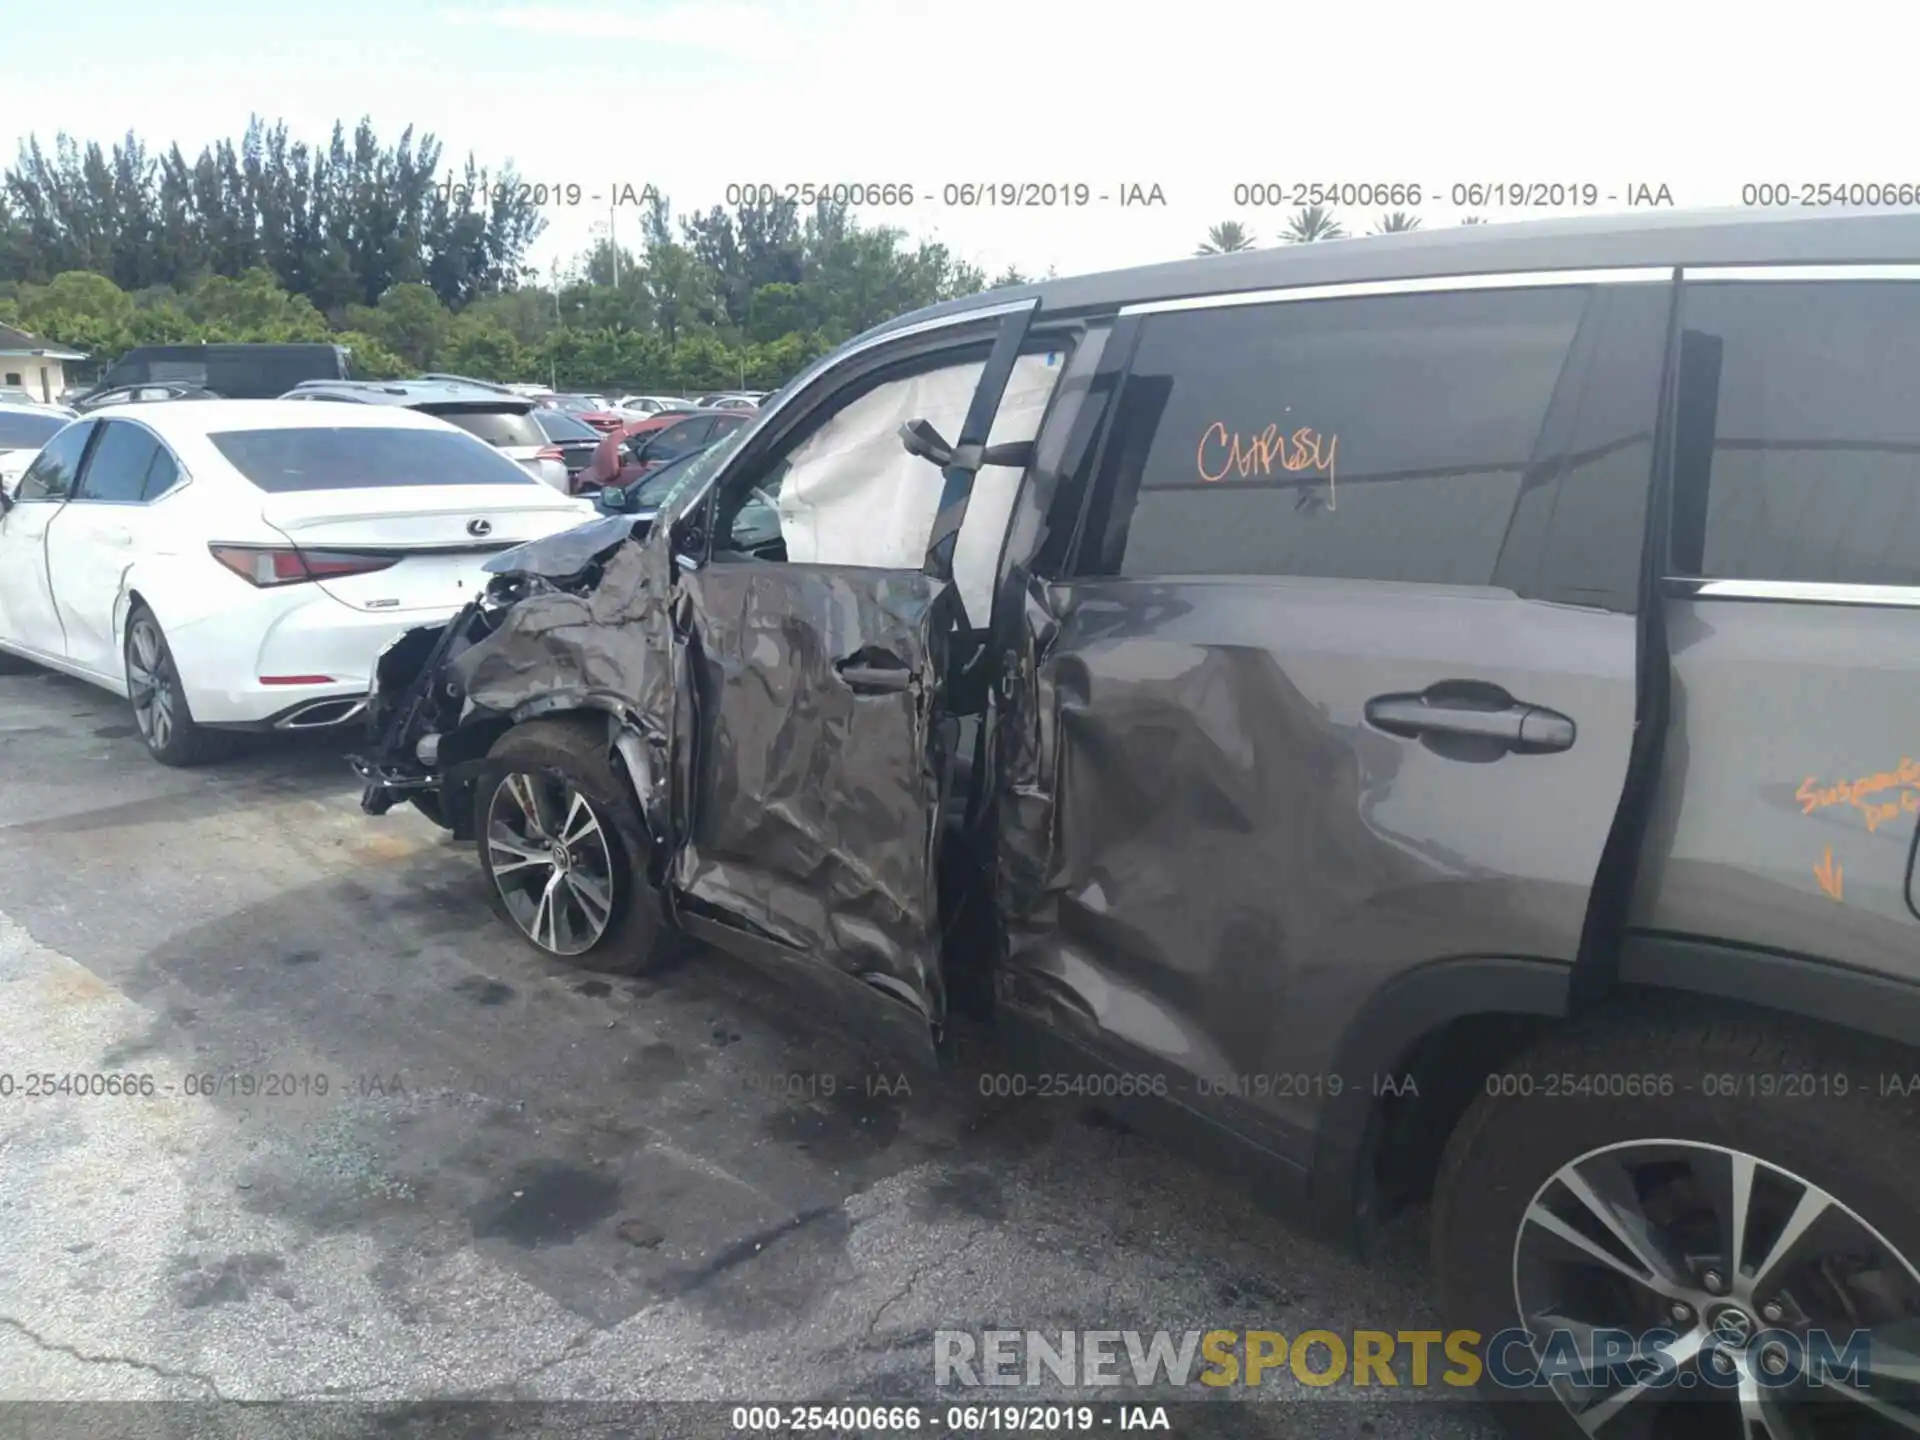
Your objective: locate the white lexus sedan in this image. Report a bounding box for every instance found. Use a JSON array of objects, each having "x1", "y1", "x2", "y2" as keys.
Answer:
[{"x1": 0, "y1": 400, "x2": 594, "y2": 766}]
